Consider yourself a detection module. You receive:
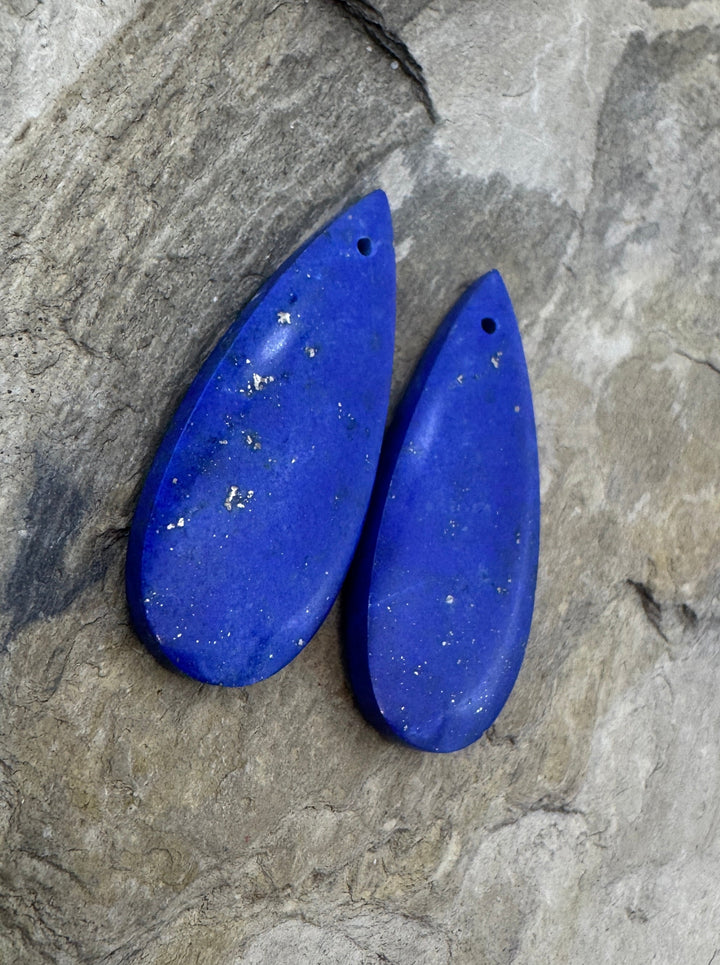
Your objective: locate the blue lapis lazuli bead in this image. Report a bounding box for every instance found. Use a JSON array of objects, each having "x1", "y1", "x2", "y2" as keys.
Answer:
[
  {"x1": 345, "y1": 270, "x2": 540, "y2": 752},
  {"x1": 126, "y1": 191, "x2": 395, "y2": 686}
]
